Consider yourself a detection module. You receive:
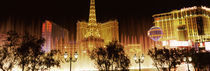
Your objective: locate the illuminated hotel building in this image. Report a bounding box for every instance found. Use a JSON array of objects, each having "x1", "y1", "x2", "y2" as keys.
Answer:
[
  {"x1": 74, "y1": 0, "x2": 119, "y2": 70},
  {"x1": 153, "y1": 6, "x2": 210, "y2": 47},
  {"x1": 42, "y1": 20, "x2": 72, "y2": 53}
]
